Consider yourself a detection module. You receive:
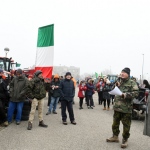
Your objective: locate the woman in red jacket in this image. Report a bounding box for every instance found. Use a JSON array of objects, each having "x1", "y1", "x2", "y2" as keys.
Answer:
[{"x1": 78, "y1": 81, "x2": 87, "y2": 109}]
